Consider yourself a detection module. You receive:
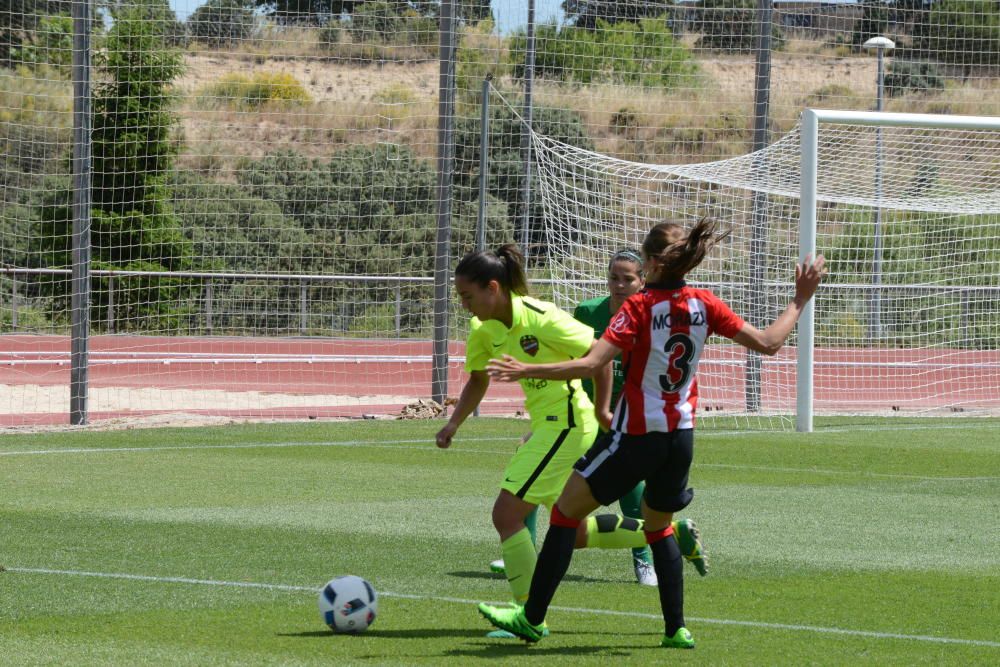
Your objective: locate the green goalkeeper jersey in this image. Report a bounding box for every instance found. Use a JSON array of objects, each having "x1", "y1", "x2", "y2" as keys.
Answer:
[
  {"x1": 572, "y1": 295, "x2": 625, "y2": 407},
  {"x1": 465, "y1": 294, "x2": 595, "y2": 429}
]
